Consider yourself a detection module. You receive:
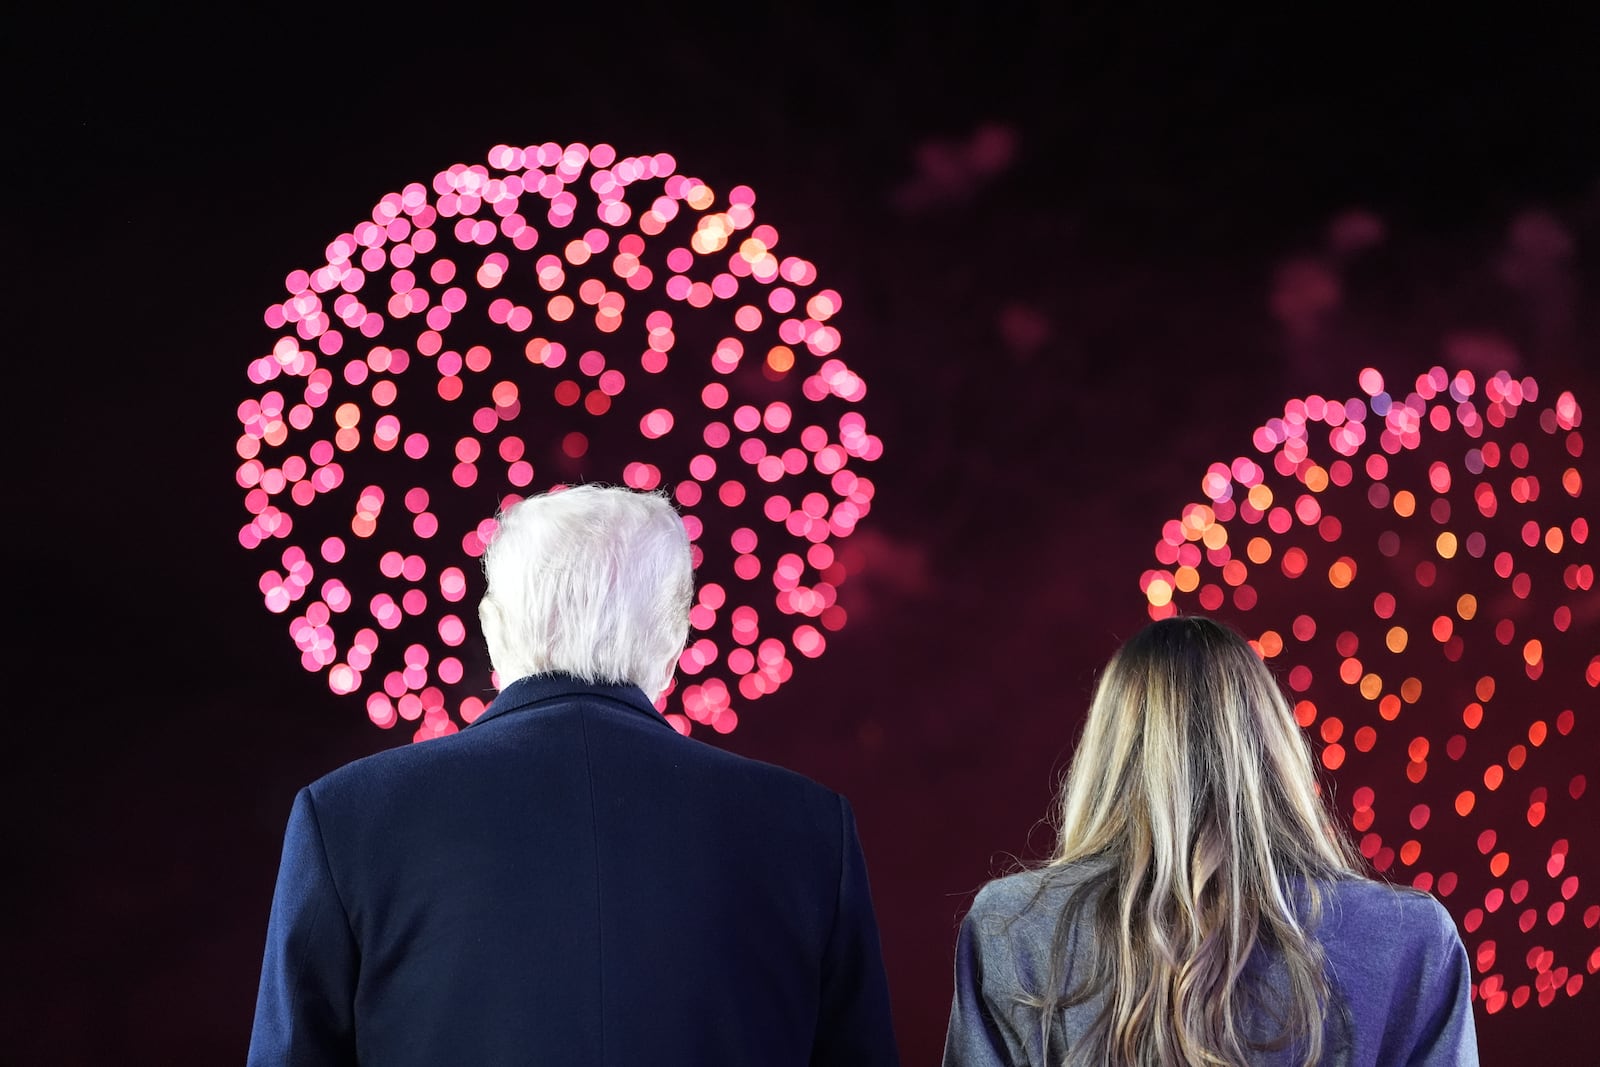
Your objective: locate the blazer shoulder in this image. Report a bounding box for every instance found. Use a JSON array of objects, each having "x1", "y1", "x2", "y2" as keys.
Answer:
[
  {"x1": 1322, "y1": 876, "x2": 1454, "y2": 929},
  {"x1": 969, "y1": 862, "x2": 1101, "y2": 923},
  {"x1": 1318, "y1": 876, "x2": 1467, "y2": 975},
  {"x1": 680, "y1": 732, "x2": 843, "y2": 801},
  {"x1": 301, "y1": 729, "x2": 466, "y2": 809}
]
